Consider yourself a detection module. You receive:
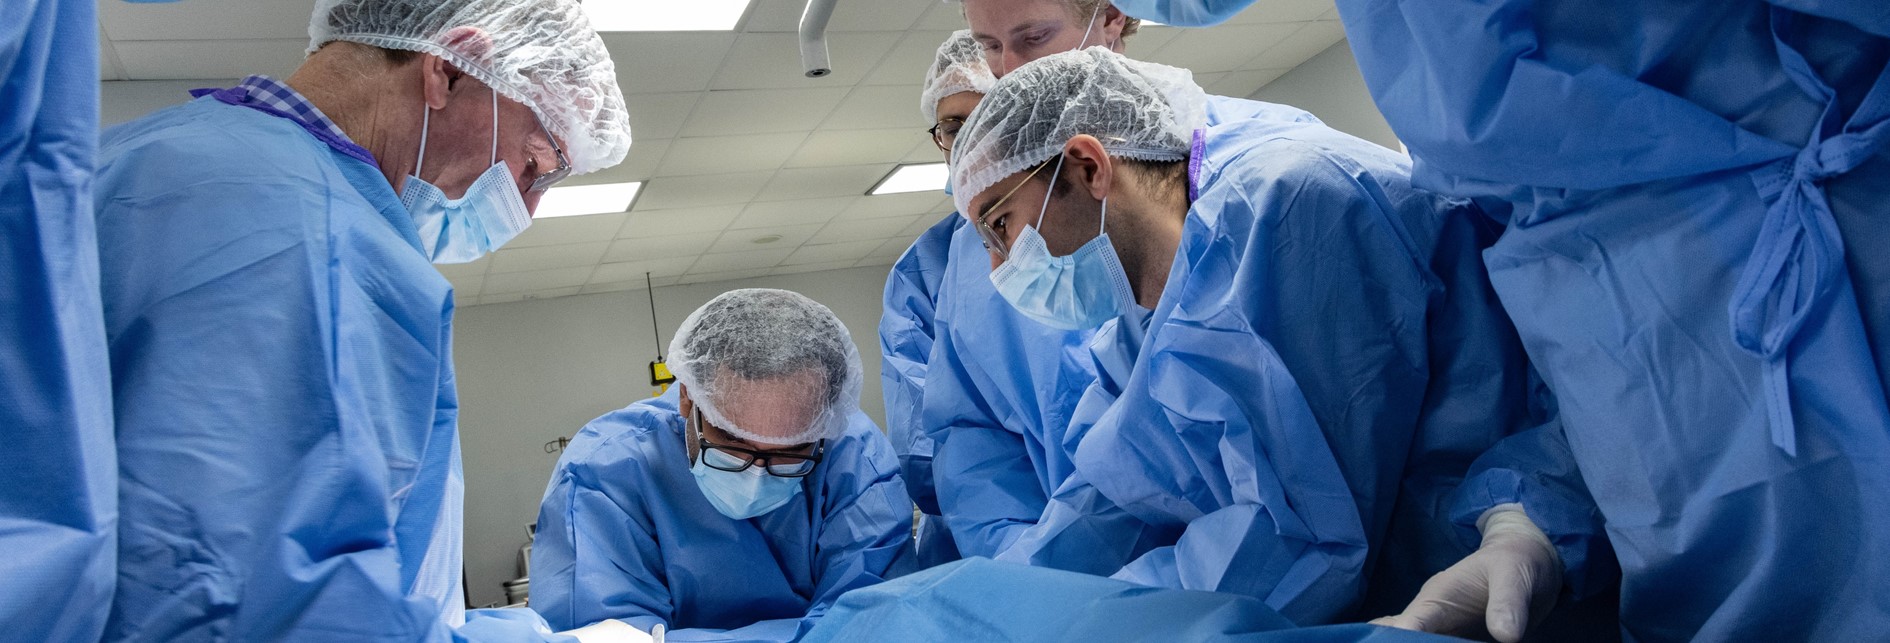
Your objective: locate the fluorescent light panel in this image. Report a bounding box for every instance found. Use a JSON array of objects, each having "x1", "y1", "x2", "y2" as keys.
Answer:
[
  {"x1": 537, "y1": 182, "x2": 642, "y2": 219},
  {"x1": 870, "y1": 163, "x2": 950, "y2": 196},
  {"x1": 584, "y1": 0, "x2": 753, "y2": 32}
]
